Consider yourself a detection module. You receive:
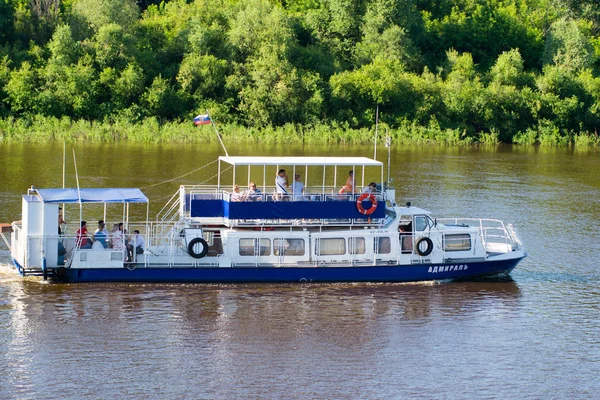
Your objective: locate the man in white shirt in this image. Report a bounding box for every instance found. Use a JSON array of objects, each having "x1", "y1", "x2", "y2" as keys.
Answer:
[
  {"x1": 292, "y1": 174, "x2": 305, "y2": 201},
  {"x1": 275, "y1": 169, "x2": 289, "y2": 200},
  {"x1": 130, "y1": 230, "x2": 146, "y2": 262}
]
